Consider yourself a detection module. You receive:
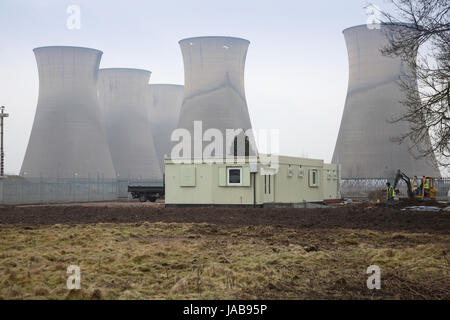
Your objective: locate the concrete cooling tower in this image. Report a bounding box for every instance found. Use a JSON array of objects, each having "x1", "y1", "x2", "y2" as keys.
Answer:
[
  {"x1": 98, "y1": 68, "x2": 162, "y2": 181},
  {"x1": 148, "y1": 84, "x2": 184, "y2": 172},
  {"x1": 176, "y1": 36, "x2": 257, "y2": 158},
  {"x1": 20, "y1": 46, "x2": 116, "y2": 179},
  {"x1": 332, "y1": 24, "x2": 441, "y2": 178}
]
